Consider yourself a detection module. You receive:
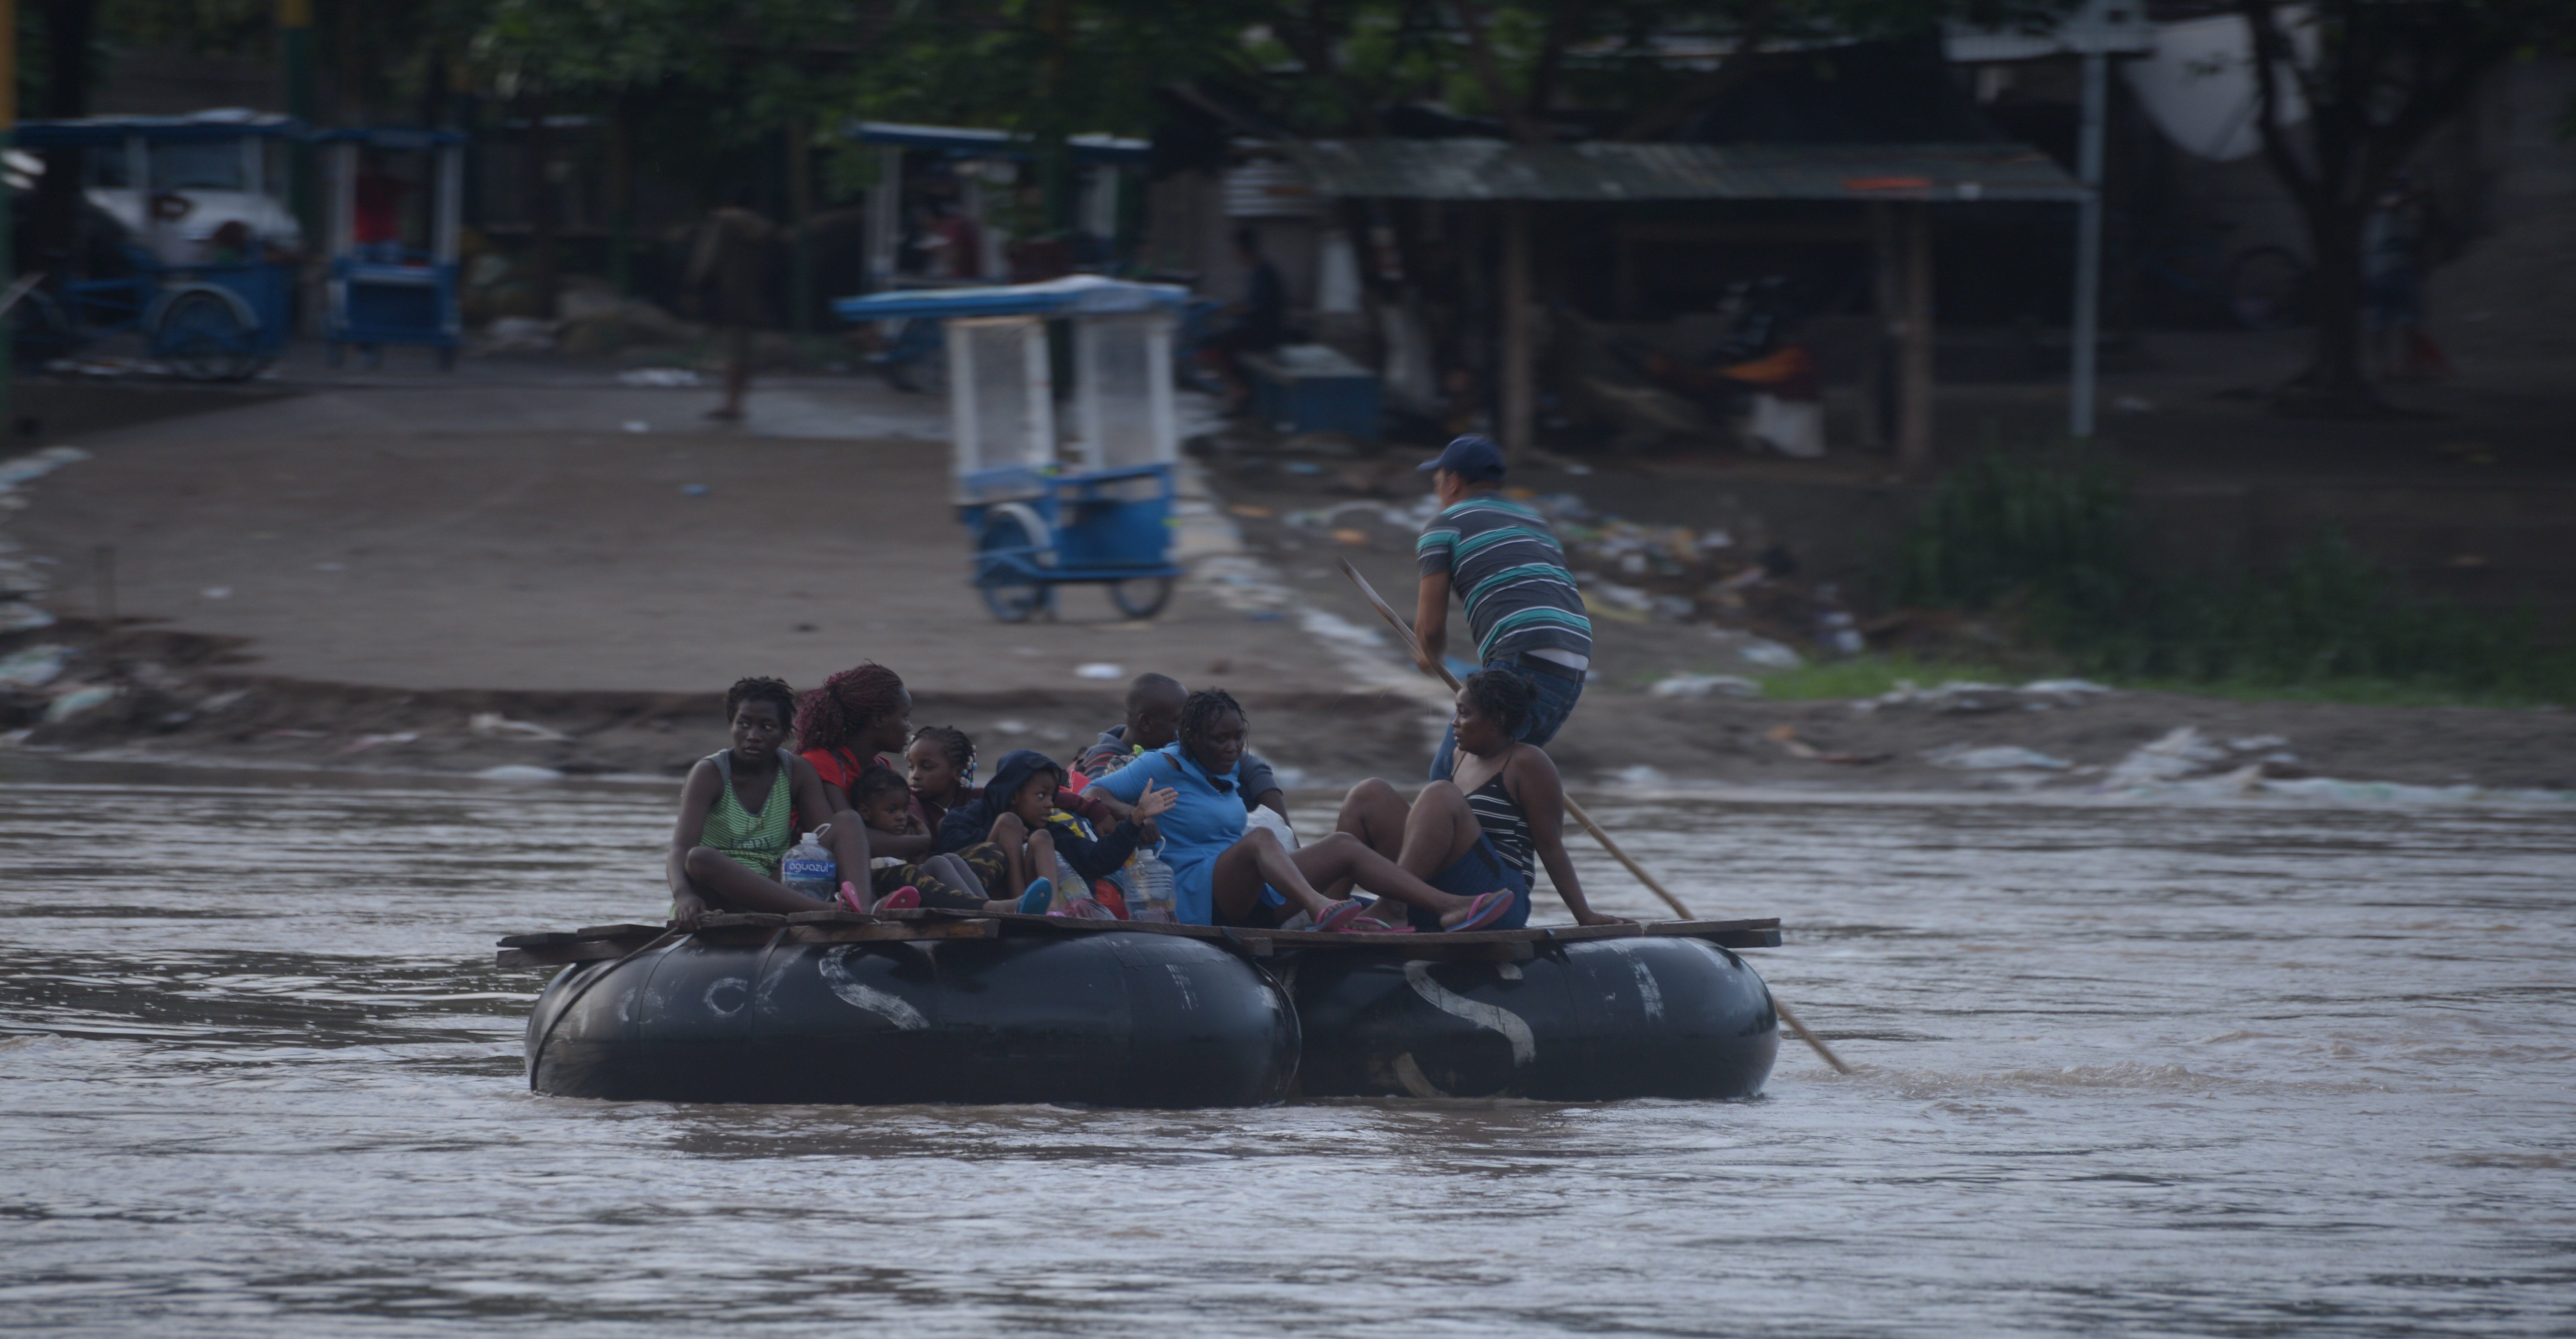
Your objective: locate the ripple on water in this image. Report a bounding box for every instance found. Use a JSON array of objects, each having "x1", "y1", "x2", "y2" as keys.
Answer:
[{"x1": 0, "y1": 765, "x2": 2571, "y2": 1335}]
